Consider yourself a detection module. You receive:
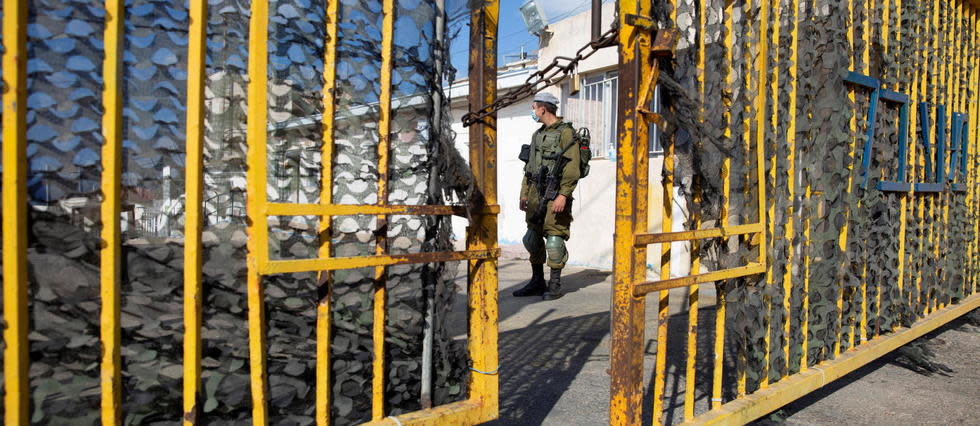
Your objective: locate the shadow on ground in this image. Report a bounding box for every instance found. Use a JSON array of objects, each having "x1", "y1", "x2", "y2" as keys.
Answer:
[
  {"x1": 640, "y1": 305, "x2": 741, "y2": 425},
  {"x1": 750, "y1": 315, "x2": 980, "y2": 425},
  {"x1": 487, "y1": 311, "x2": 610, "y2": 425}
]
